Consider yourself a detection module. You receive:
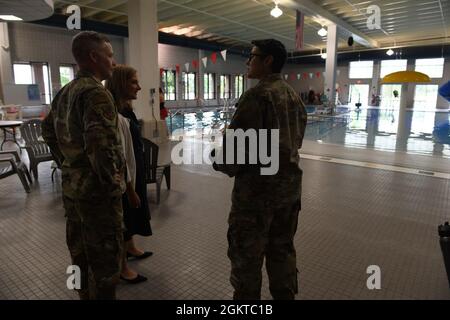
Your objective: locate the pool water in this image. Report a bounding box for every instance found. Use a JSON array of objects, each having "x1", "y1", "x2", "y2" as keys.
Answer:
[
  {"x1": 166, "y1": 107, "x2": 450, "y2": 158},
  {"x1": 167, "y1": 110, "x2": 226, "y2": 133}
]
